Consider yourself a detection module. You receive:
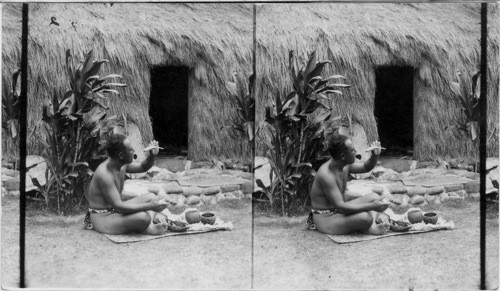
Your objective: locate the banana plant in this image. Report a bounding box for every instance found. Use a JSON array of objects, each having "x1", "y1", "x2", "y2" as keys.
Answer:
[
  {"x1": 36, "y1": 49, "x2": 125, "y2": 214},
  {"x1": 224, "y1": 72, "x2": 255, "y2": 141},
  {"x1": 449, "y1": 71, "x2": 480, "y2": 141},
  {"x1": 2, "y1": 69, "x2": 21, "y2": 161},
  {"x1": 446, "y1": 71, "x2": 481, "y2": 164},
  {"x1": 258, "y1": 50, "x2": 349, "y2": 215},
  {"x1": 224, "y1": 72, "x2": 255, "y2": 165}
]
